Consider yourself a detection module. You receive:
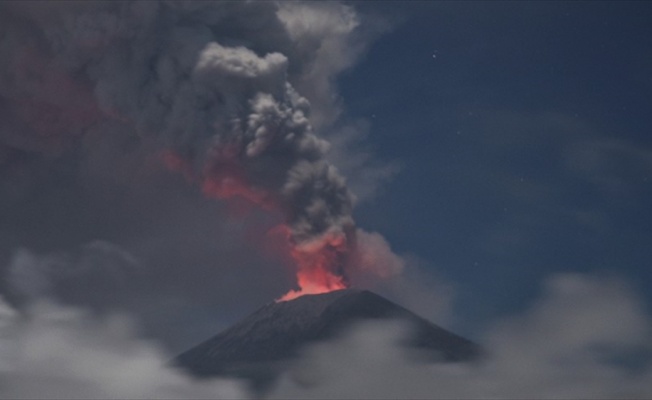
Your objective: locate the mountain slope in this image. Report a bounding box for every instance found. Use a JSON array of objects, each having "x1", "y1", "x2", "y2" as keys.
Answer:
[{"x1": 173, "y1": 289, "x2": 479, "y2": 385}]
